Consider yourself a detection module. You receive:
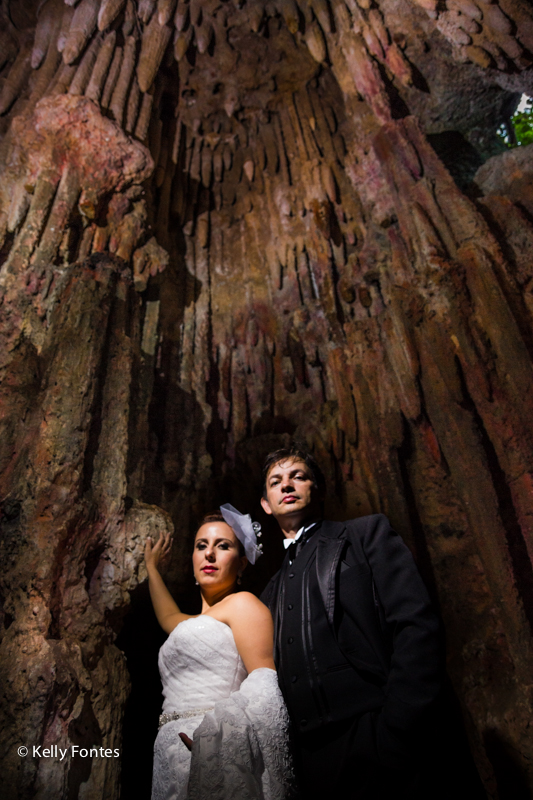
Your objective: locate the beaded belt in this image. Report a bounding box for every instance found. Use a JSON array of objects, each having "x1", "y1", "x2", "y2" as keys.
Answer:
[{"x1": 158, "y1": 707, "x2": 214, "y2": 729}]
